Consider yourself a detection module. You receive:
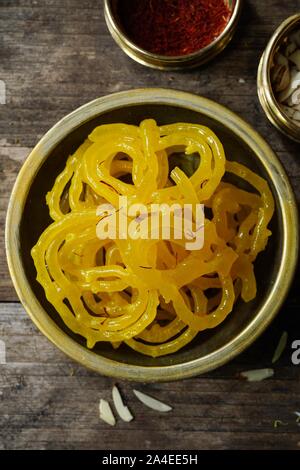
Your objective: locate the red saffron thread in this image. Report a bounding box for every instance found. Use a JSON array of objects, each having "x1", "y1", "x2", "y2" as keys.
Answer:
[{"x1": 118, "y1": 0, "x2": 232, "y2": 57}]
